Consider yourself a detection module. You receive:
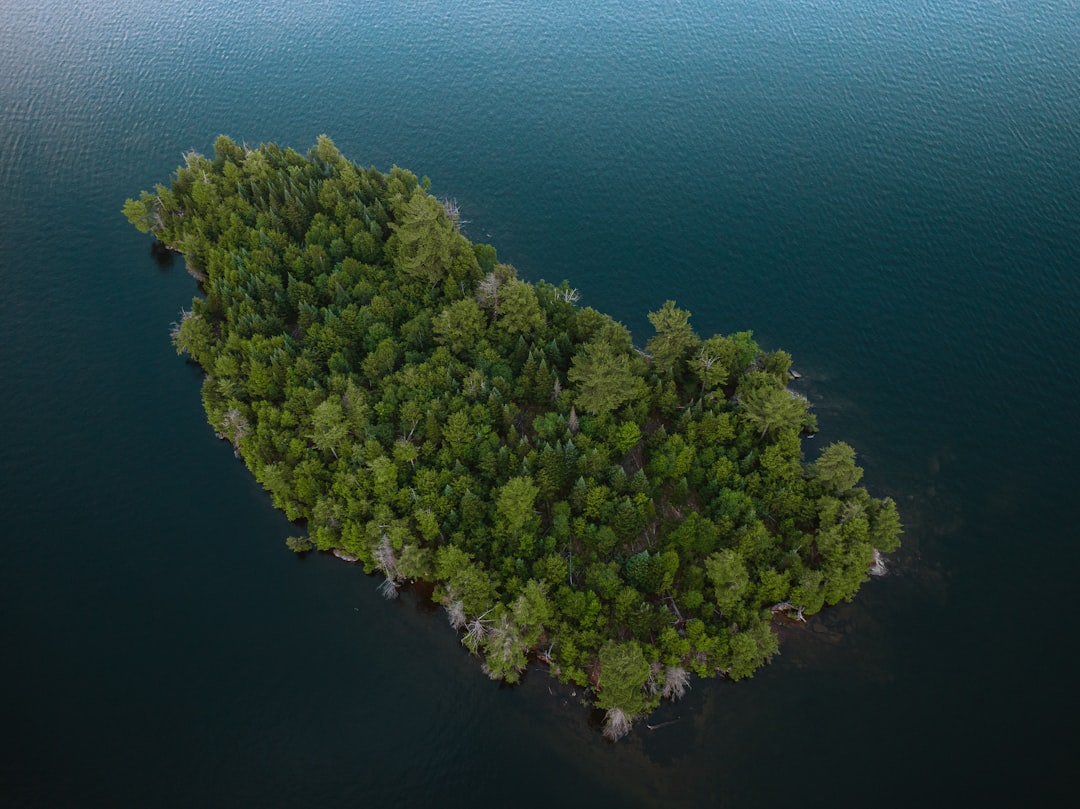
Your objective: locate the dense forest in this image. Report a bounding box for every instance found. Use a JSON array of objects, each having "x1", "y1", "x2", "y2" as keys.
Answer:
[{"x1": 125, "y1": 136, "x2": 901, "y2": 740}]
